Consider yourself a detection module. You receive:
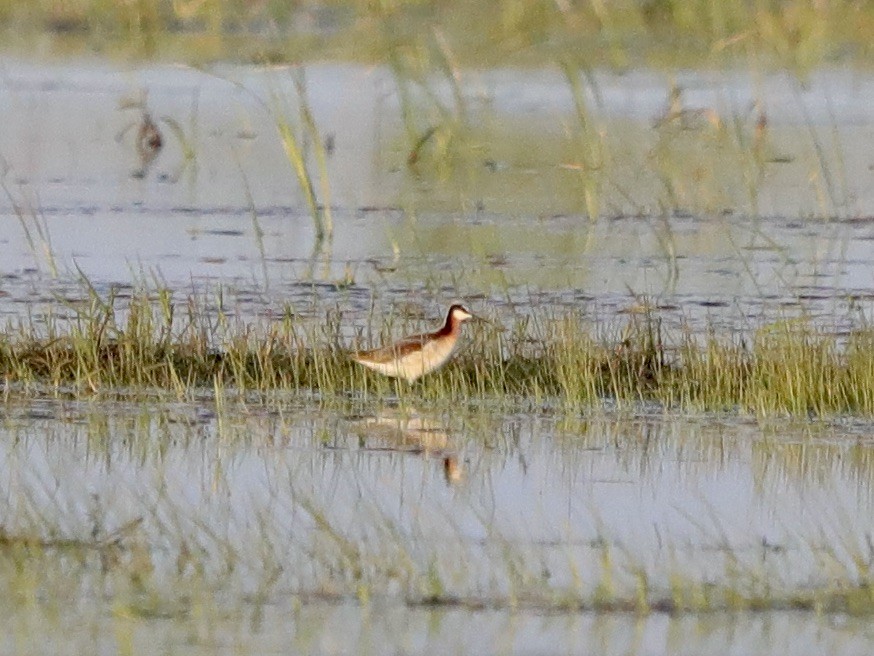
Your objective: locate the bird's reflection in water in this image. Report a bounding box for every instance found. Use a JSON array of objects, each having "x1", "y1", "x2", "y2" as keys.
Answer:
[
  {"x1": 442, "y1": 454, "x2": 462, "y2": 483},
  {"x1": 348, "y1": 409, "x2": 463, "y2": 484}
]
